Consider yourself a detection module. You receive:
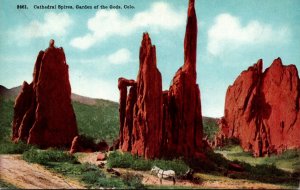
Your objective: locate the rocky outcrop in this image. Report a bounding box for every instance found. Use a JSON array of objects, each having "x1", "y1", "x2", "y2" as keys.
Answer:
[
  {"x1": 118, "y1": 0, "x2": 203, "y2": 159},
  {"x1": 118, "y1": 33, "x2": 163, "y2": 159},
  {"x1": 12, "y1": 46, "x2": 78, "y2": 148},
  {"x1": 131, "y1": 33, "x2": 163, "y2": 159},
  {"x1": 162, "y1": 0, "x2": 203, "y2": 158},
  {"x1": 118, "y1": 78, "x2": 136, "y2": 152},
  {"x1": 220, "y1": 58, "x2": 300, "y2": 156}
]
